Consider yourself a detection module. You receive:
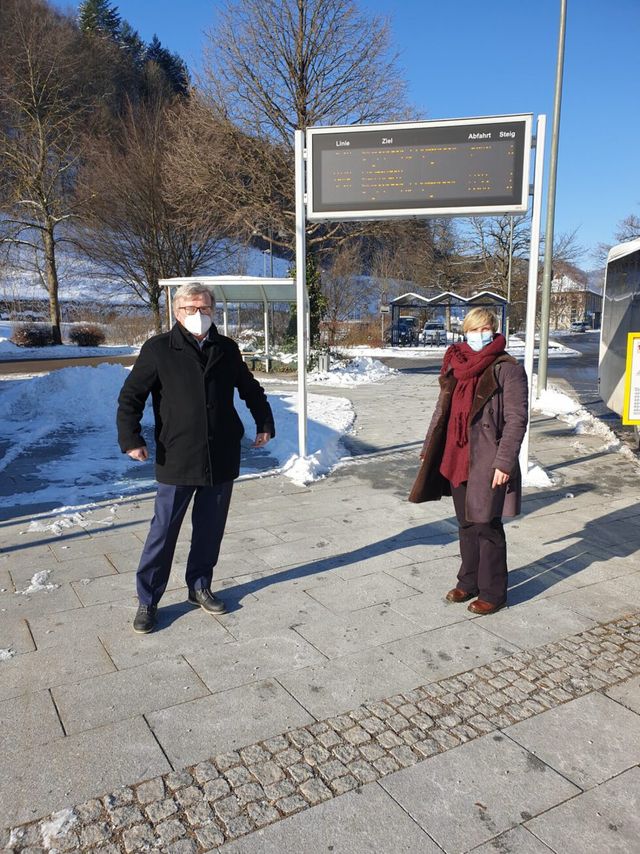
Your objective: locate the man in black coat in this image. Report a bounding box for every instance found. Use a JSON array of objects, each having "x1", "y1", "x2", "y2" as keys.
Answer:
[{"x1": 117, "y1": 283, "x2": 275, "y2": 633}]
